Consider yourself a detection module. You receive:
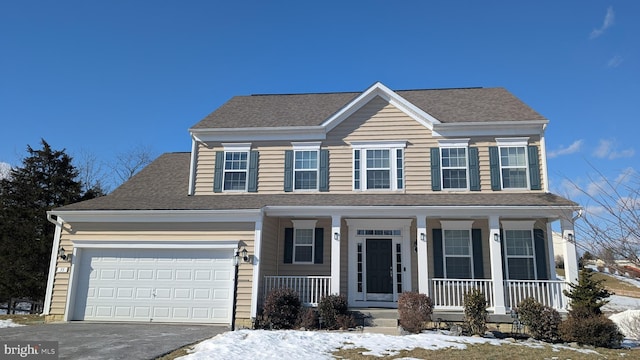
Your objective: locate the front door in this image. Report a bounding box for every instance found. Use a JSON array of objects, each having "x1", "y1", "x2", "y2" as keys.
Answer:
[{"x1": 366, "y1": 239, "x2": 393, "y2": 300}]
